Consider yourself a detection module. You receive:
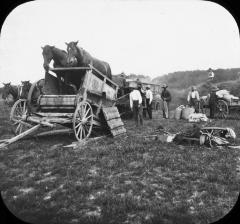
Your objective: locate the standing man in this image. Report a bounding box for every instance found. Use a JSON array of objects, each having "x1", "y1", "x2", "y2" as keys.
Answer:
[
  {"x1": 138, "y1": 84, "x2": 147, "y2": 118},
  {"x1": 145, "y1": 86, "x2": 153, "y2": 119},
  {"x1": 161, "y1": 84, "x2": 171, "y2": 119},
  {"x1": 129, "y1": 86, "x2": 143, "y2": 126},
  {"x1": 209, "y1": 86, "x2": 219, "y2": 119},
  {"x1": 187, "y1": 86, "x2": 200, "y2": 112}
]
